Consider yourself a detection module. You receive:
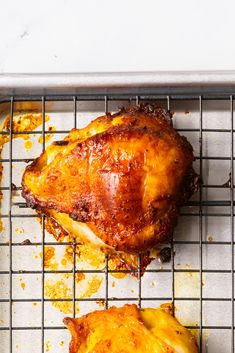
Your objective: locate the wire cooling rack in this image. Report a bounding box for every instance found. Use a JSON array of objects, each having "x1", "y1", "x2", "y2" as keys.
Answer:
[{"x1": 0, "y1": 92, "x2": 234, "y2": 353}]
